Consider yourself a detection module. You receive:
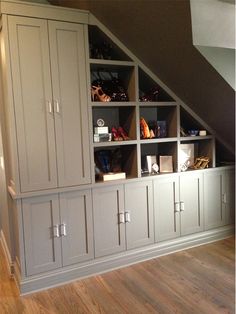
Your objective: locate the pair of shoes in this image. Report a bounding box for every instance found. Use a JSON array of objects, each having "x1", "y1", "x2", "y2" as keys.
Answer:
[
  {"x1": 139, "y1": 86, "x2": 159, "y2": 102},
  {"x1": 91, "y1": 85, "x2": 111, "y2": 102},
  {"x1": 192, "y1": 156, "x2": 210, "y2": 169},
  {"x1": 111, "y1": 127, "x2": 130, "y2": 141},
  {"x1": 140, "y1": 117, "x2": 150, "y2": 139}
]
